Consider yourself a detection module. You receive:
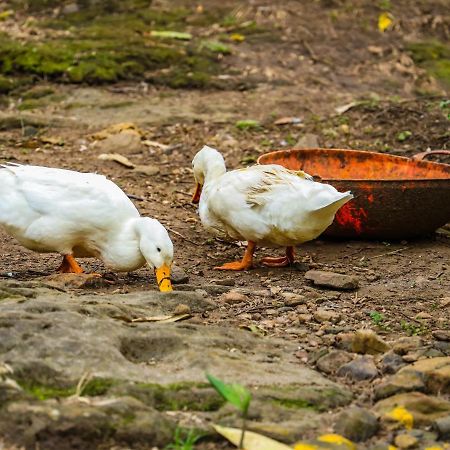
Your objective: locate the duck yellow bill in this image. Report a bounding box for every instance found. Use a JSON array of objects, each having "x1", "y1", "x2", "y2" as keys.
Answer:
[
  {"x1": 155, "y1": 264, "x2": 173, "y2": 292},
  {"x1": 192, "y1": 183, "x2": 202, "y2": 204}
]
